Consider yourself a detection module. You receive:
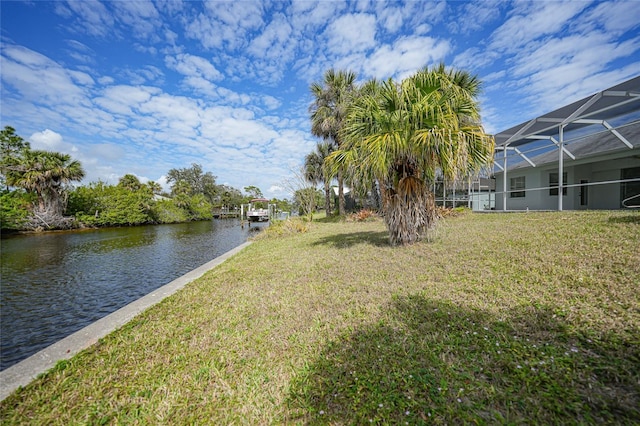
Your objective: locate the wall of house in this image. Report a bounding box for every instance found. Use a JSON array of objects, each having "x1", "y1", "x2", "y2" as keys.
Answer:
[
  {"x1": 587, "y1": 156, "x2": 640, "y2": 209},
  {"x1": 494, "y1": 152, "x2": 640, "y2": 210},
  {"x1": 495, "y1": 168, "x2": 544, "y2": 210}
]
